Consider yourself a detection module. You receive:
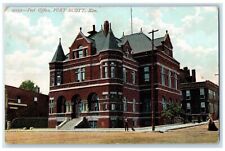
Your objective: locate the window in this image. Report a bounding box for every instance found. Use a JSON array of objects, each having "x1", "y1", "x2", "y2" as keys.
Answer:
[
  {"x1": 131, "y1": 71, "x2": 136, "y2": 84},
  {"x1": 161, "y1": 67, "x2": 165, "y2": 86},
  {"x1": 17, "y1": 97, "x2": 21, "y2": 104},
  {"x1": 110, "y1": 62, "x2": 115, "y2": 78},
  {"x1": 76, "y1": 68, "x2": 81, "y2": 82},
  {"x1": 144, "y1": 67, "x2": 150, "y2": 82},
  {"x1": 162, "y1": 97, "x2": 166, "y2": 110},
  {"x1": 200, "y1": 102, "x2": 206, "y2": 112},
  {"x1": 81, "y1": 68, "x2": 85, "y2": 81},
  {"x1": 123, "y1": 68, "x2": 127, "y2": 82},
  {"x1": 82, "y1": 103, "x2": 88, "y2": 112},
  {"x1": 49, "y1": 98, "x2": 54, "y2": 114},
  {"x1": 50, "y1": 74, "x2": 54, "y2": 86},
  {"x1": 200, "y1": 88, "x2": 205, "y2": 99},
  {"x1": 111, "y1": 104, "x2": 116, "y2": 111},
  {"x1": 78, "y1": 50, "x2": 83, "y2": 58},
  {"x1": 168, "y1": 71, "x2": 171, "y2": 88},
  {"x1": 76, "y1": 68, "x2": 85, "y2": 81},
  {"x1": 56, "y1": 75, "x2": 61, "y2": 86},
  {"x1": 187, "y1": 103, "x2": 191, "y2": 109},
  {"x1": 133, "y1": 99, "x2": 136, "y2": 112},
  {"x1": 186, "y1": 90, "x2": 191, "y2": 100},
  {"x1": 123, "y1": 97, "x2": 127, "y2": 112},
  {"x1": 201, "y1": 102, "x2": 205, "y2": 108},
  {"x1": 103, "y1": 63, "x2": 108, "y2": 78},
  {"x1": 174, "y1": 73, "x2": 178, "y2": 89},
  {"x1": 34, "y1": 97, "x2": 38, "y2": 102}
]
